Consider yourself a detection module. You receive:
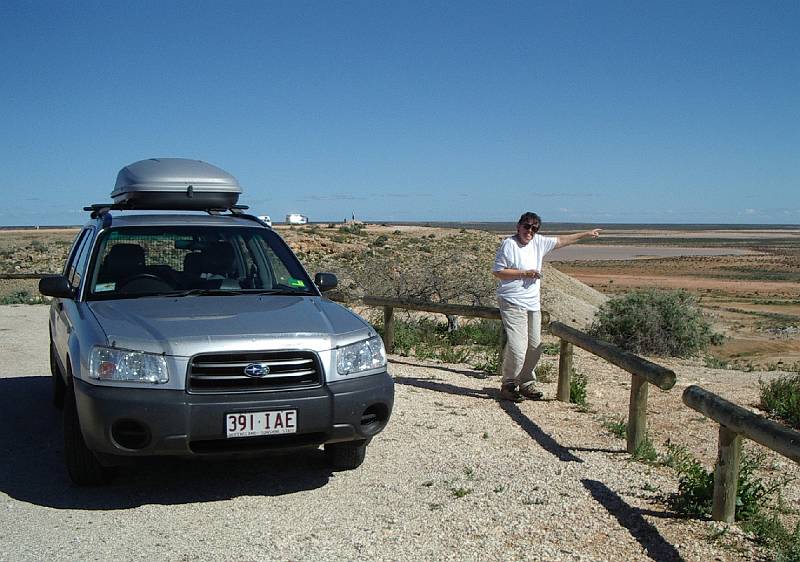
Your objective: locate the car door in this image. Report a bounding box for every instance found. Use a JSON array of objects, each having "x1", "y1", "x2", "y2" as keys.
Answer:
[{"x1": 52, "y1": 228, "x2": 93, "y2": 370}]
